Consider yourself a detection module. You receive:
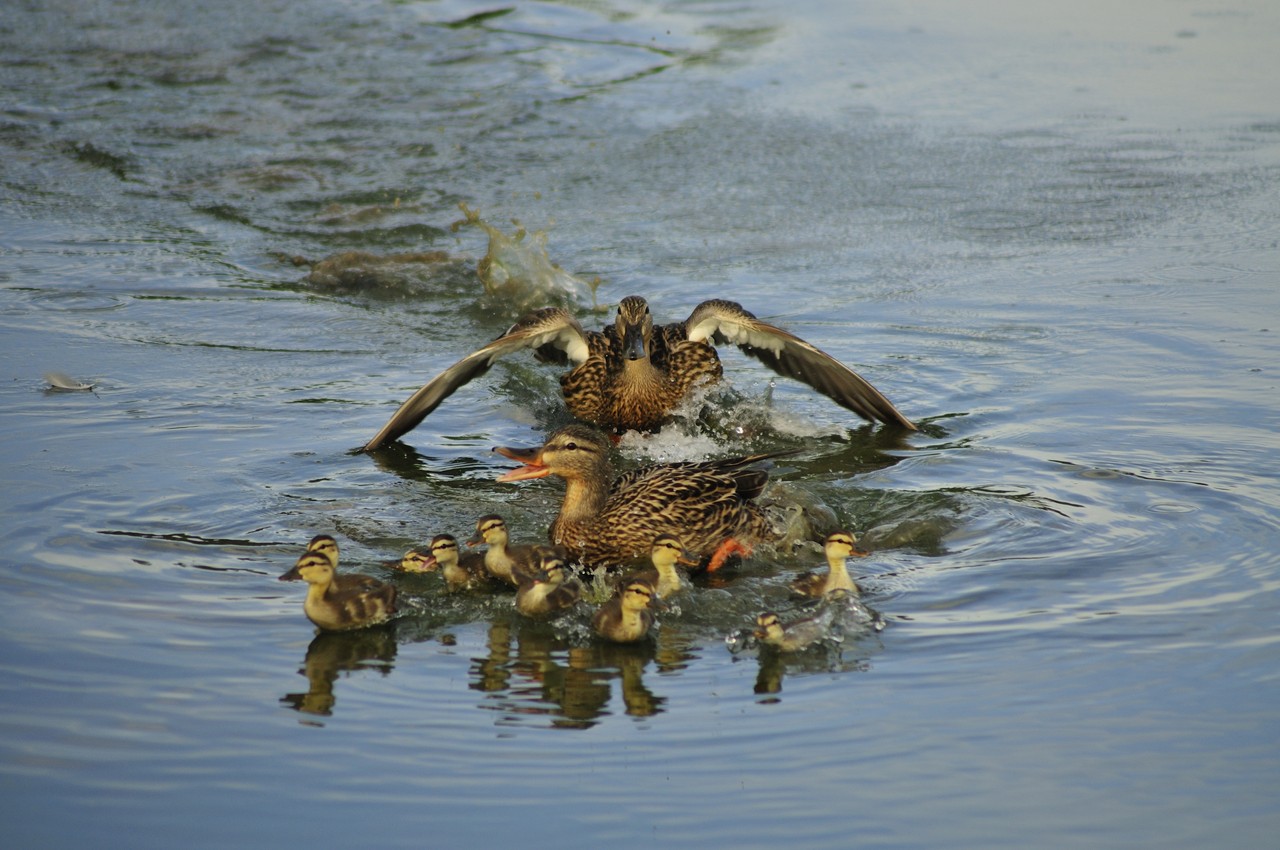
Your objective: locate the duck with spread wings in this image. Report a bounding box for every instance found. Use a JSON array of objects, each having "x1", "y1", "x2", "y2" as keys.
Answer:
[{"x1": 362, "y1": 295, "x2": 914, "y2": 451}]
